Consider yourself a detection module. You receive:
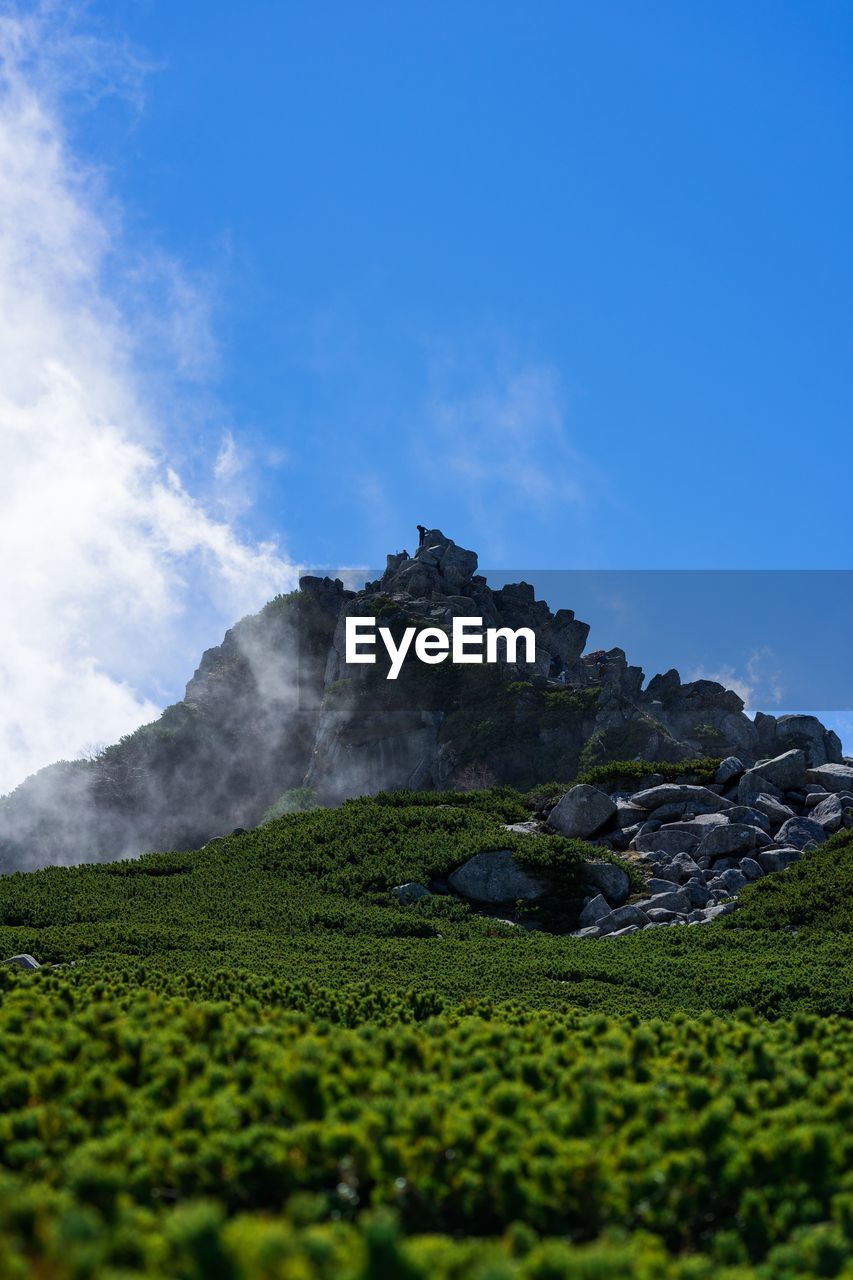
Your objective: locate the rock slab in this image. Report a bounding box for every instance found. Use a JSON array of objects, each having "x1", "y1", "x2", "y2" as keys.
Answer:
[{"x1": 449, "y1": 851, "x2": 548, "y2": 903}]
